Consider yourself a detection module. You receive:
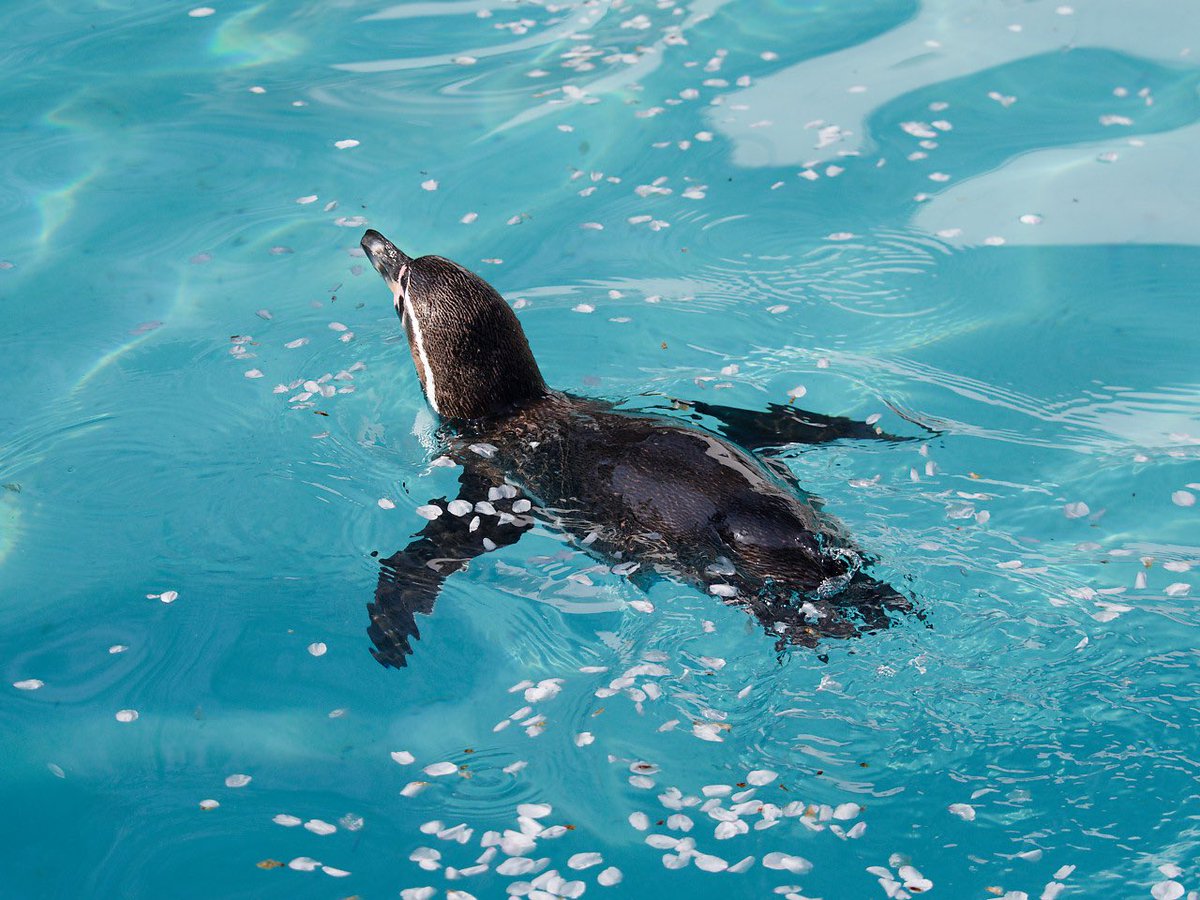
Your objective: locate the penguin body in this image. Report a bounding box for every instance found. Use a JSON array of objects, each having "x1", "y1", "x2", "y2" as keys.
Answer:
[{"x1": 362, "y1": 230, "x2": 915, "y2": 667}]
